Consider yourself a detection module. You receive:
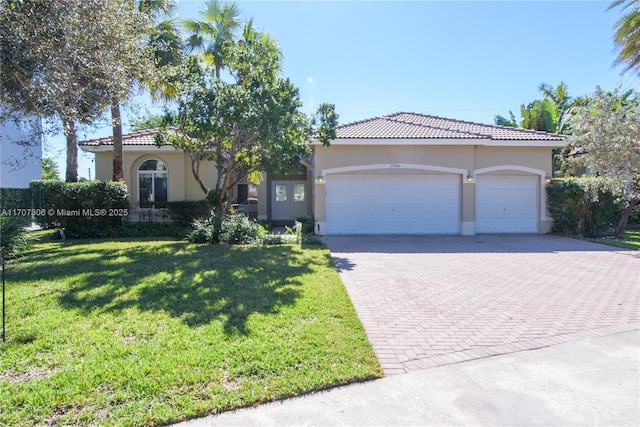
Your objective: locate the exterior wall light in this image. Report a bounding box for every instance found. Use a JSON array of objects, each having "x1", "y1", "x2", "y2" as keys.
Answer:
[
  {"x1": 466, "y1": 173, "x2": 474, "y2": 183},
  {"x1": 316, "y1": 174, "x2": 325, "y2": 184},
  {"x1": 545, "y1": 175, "x2": 552, "y2": 184}
]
